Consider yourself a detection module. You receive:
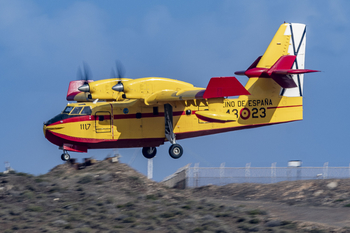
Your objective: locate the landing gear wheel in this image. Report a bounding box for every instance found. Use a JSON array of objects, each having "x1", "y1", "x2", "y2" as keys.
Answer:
[
  {"x1": 61, "y1": 153, "x2": 70, "y2": 161},
  {"x1": 169, "y1": 144, "x2": 183, "y2": 159},
  {"x1": 142, "y1": 147, "x2": 157, "y2": 159}
]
